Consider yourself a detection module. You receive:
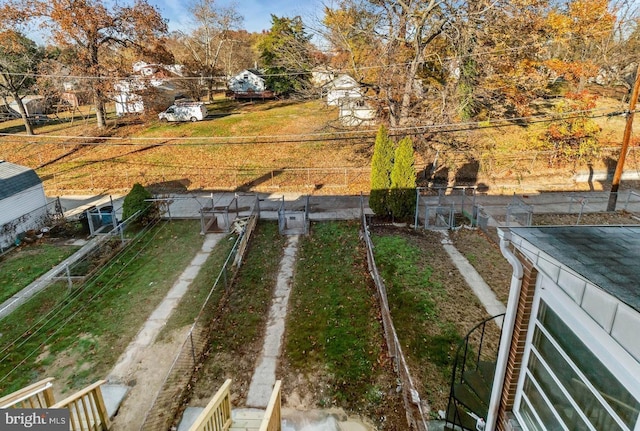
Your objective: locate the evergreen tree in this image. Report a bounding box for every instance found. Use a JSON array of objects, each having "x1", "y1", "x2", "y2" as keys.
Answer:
[
  {"x1": 369, "y1": 125, "x2": 394, "y2": 216},
  {"x1": 122, "y1": 183, "x2": 158, "y2": 225},
  {"x1": 257, "y1": 15, "x2": 313, "y2": 95},
  {"x1": 389, "y1": 136, "x2": 416, "y2": 220}
]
